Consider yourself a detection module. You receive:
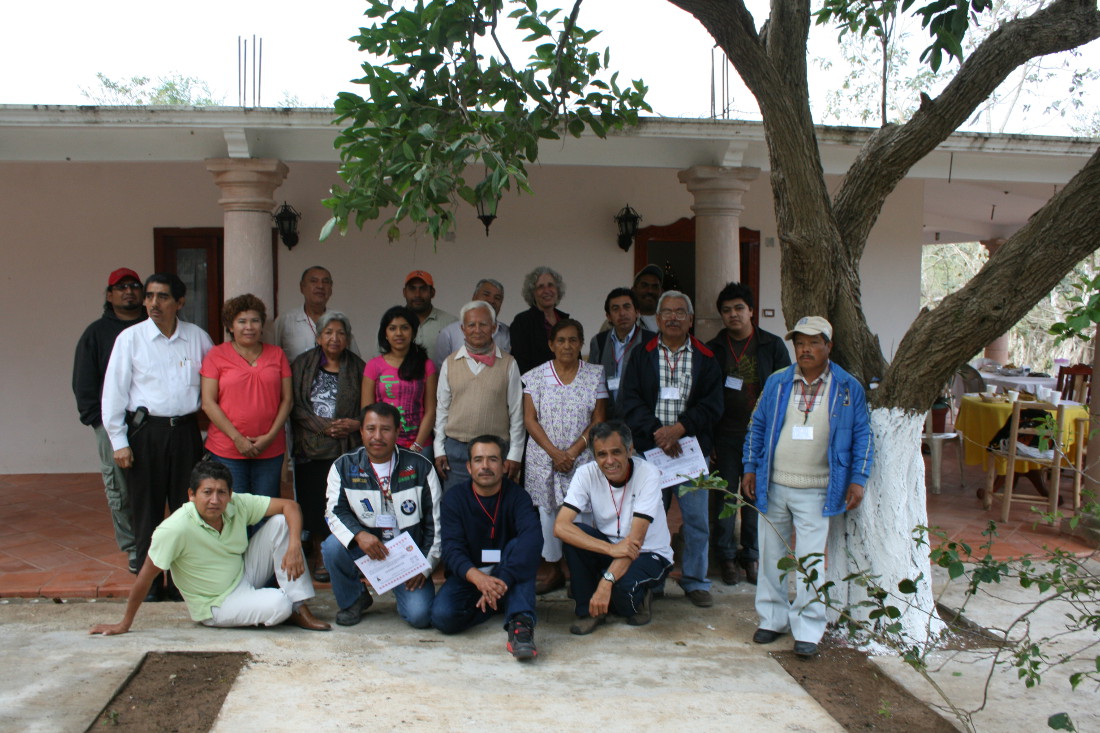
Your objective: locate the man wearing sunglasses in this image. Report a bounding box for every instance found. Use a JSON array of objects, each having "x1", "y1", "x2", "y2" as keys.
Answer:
[{"x1": 72, "y1": 268, "x2": 146, "y2": 573}]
